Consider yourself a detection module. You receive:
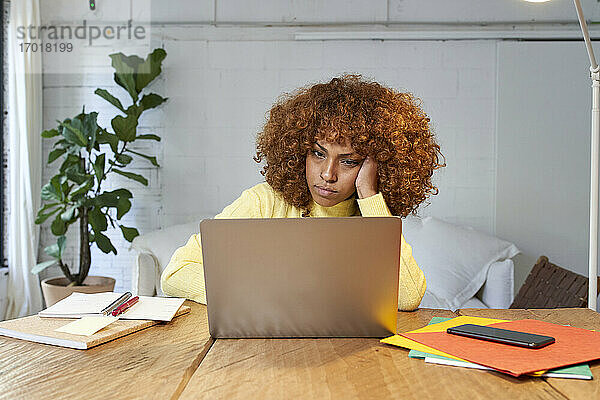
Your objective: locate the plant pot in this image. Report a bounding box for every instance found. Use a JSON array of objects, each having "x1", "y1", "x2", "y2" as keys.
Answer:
[{"x1": 41, "y1": 276, "x2": 116, "y2": 307}]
